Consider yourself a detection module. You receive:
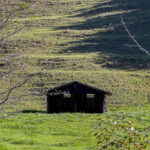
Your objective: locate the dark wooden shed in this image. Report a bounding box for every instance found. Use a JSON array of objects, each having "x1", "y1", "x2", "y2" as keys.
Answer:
[{"x1": 46, "y1": 81, "x2": 112, "y2": 113}]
